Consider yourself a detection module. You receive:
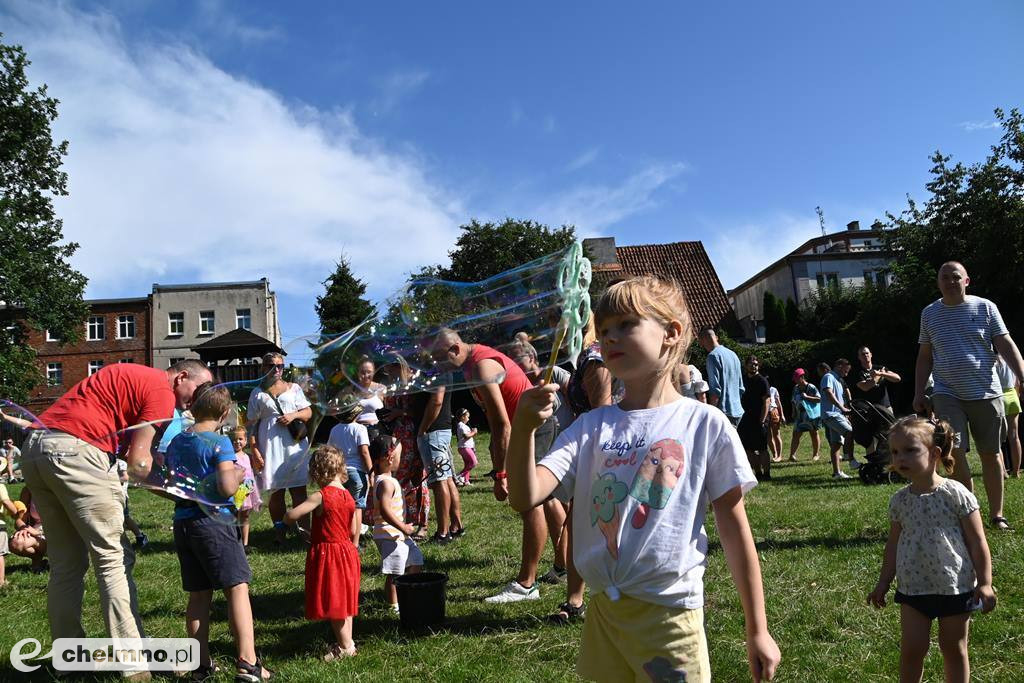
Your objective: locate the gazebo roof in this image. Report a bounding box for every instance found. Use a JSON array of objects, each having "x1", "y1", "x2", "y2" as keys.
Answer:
[{"x1": 191, "y1": 328, "x2": 285, "y2": 363}]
